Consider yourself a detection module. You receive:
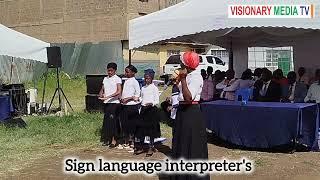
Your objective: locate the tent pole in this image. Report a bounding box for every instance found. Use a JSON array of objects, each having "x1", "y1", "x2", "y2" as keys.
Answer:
[
  {"x1": 9, "y1": 57, "x2": 14, "y2": 84},
  {"x1": 229, "y1": 40, "x2": 234, "y2": 70},
  {"x1": 129, "y1": 49, "x2": 132, "y2": 65}
]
